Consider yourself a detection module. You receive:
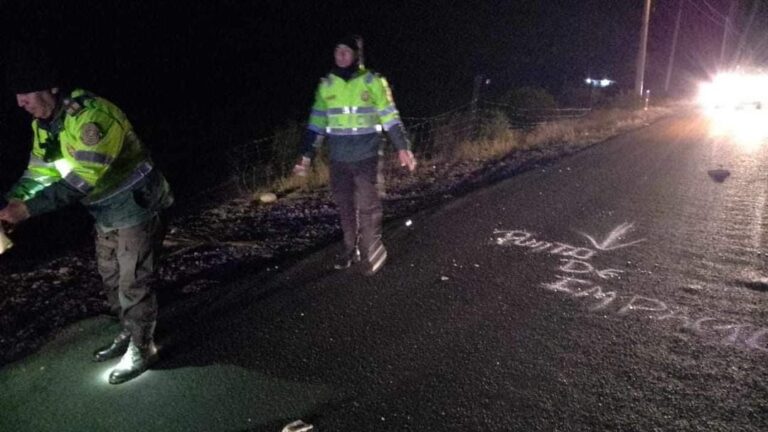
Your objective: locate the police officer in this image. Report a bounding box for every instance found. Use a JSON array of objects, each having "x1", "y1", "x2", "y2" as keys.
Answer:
[
  {"x1": 0, "y1": 49, "x2": 173, "y2": 384},
  {"x1": 294, "y1": 35, "x2": 416, "y2": 275}
]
